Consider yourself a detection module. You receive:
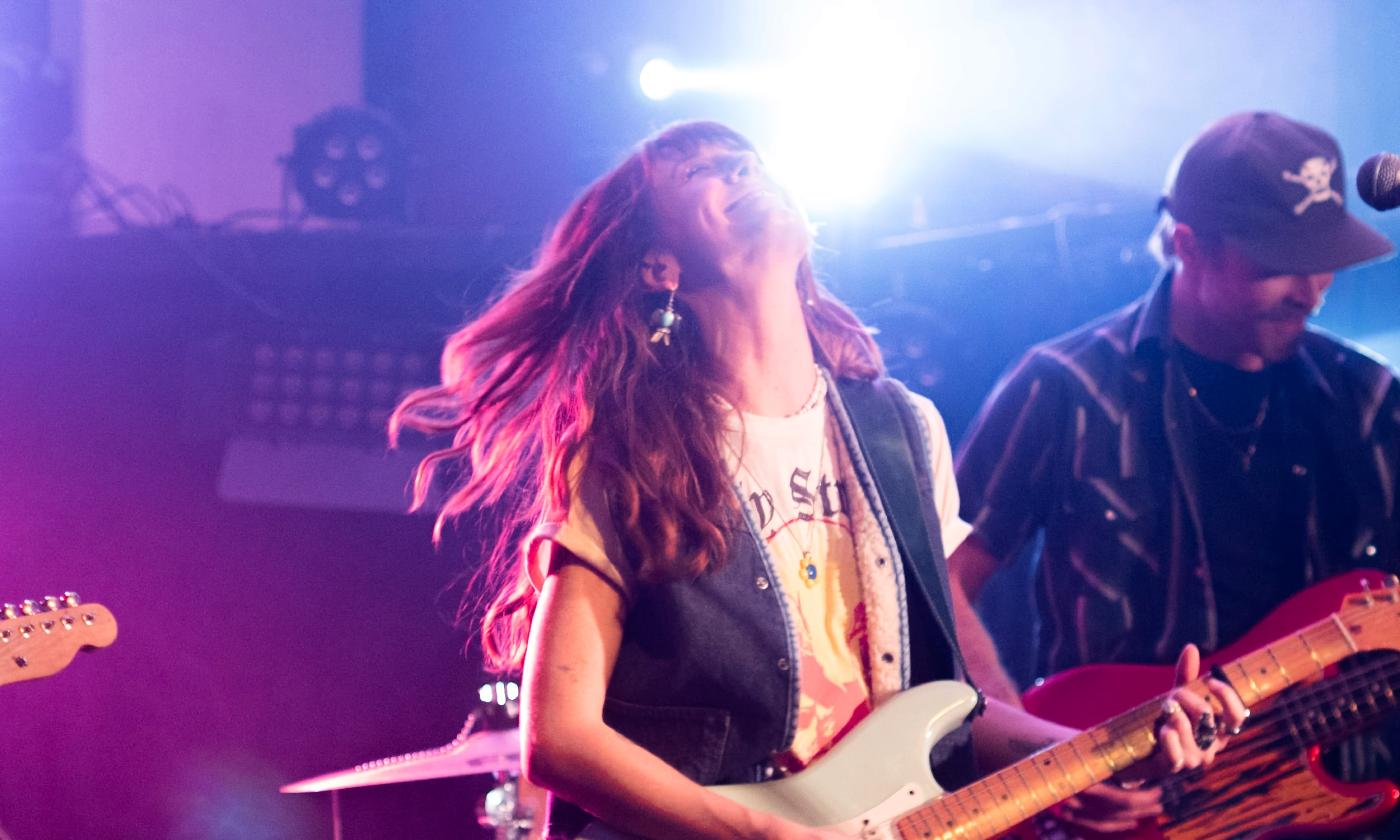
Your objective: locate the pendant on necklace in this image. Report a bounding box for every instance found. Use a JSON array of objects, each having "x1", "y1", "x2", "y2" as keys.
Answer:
[{"x1": 800, "y1": 552, "x2": 818, "y2": 588}]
